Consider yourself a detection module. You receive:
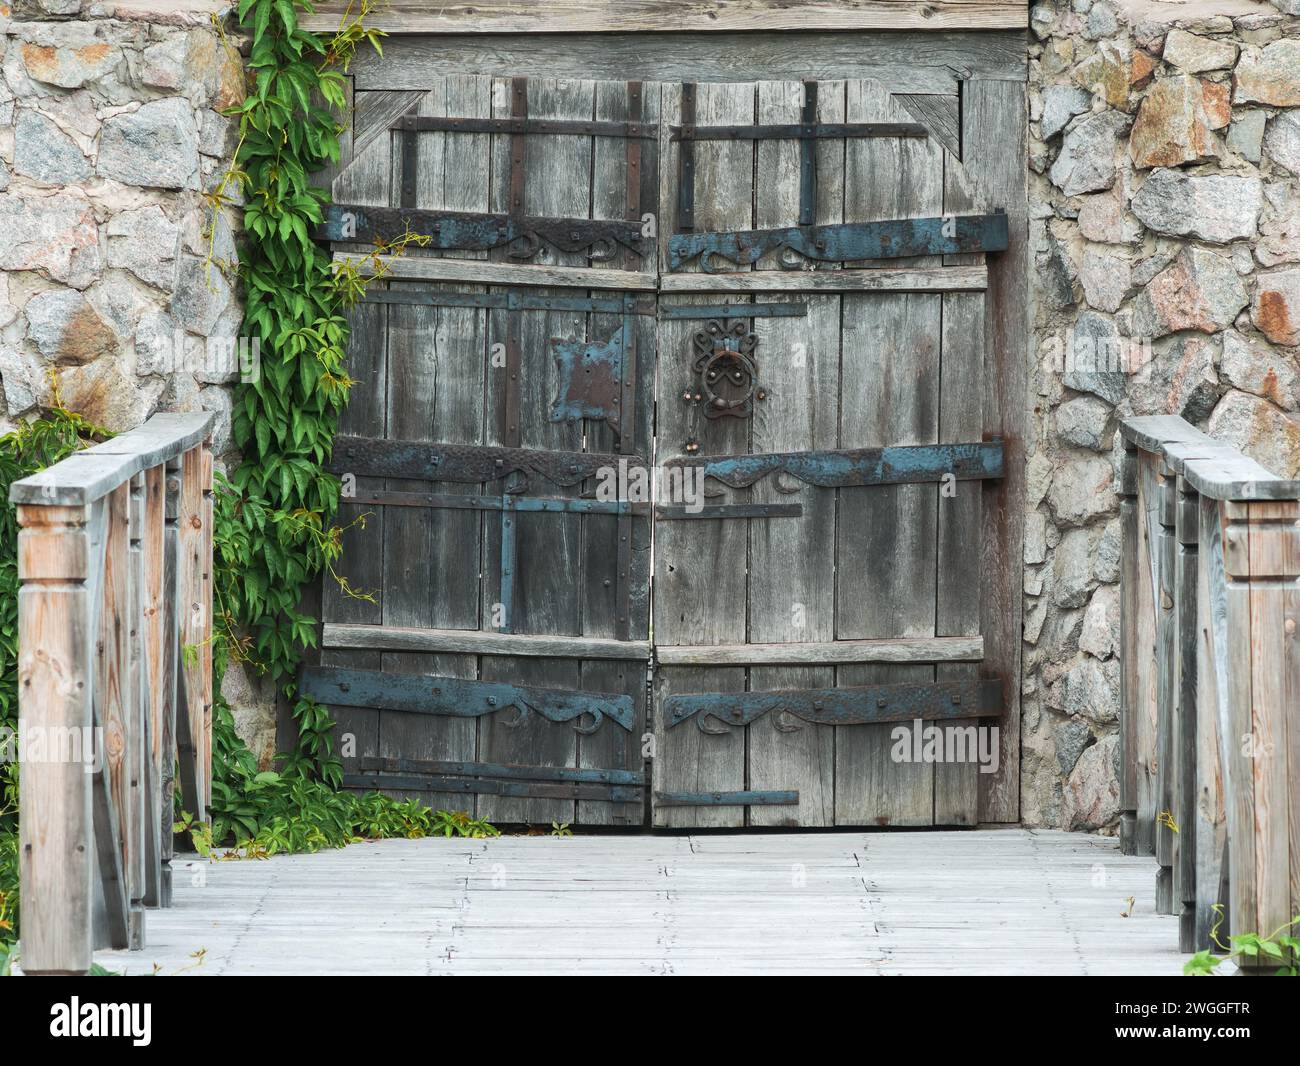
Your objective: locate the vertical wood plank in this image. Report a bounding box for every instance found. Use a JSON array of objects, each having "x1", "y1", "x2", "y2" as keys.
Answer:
[
  {"x1": 746, "y1": 79, "x2": 840, "y2": 828},
  {"x1": 17, "y1": 503, "x2": 96, "y2": 973},
  {"x1": 176, "y1": 446, "x2": 207, "y2": 820},
  {"x1": 98, "y1": 481, "x2": 137, "y2": 947},
  {"x1": 125, "y1": 473, "x2": 147, "y2": 947},
  {"x1": 1118, "y1": 446, "x2": 1139, "y2": 854},
  {"x1": 652, "y1": 80, "x2": 755, "y2": 828},
  {"x1": 934, "y1": 290, "x2": 985, "y2": 825},
  {"x1": 141, "y1": 465, "x2": 165, "y2": 907},
  {"x1": 960, "y1": 79, "x2": 1027, "y2": 824},
  {"x1": 835, "y1": 78, "x2": 941, "y2": 827},
  {"x1": 159, "y1": 458, "x2": 182, "y2": 906},
  {"x1": 1155, "y1": 467, "x2": 1178, "y2": 913},
  {"x1": 1195, "y1": 495, "x2": 1230, "y2": 948},
  {"x1": 1175, "y1": 477, "x2": 1200, "y2": 951},
  {"x1": 200, "y1": 443, "x2": 213, "y2": 814}
]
